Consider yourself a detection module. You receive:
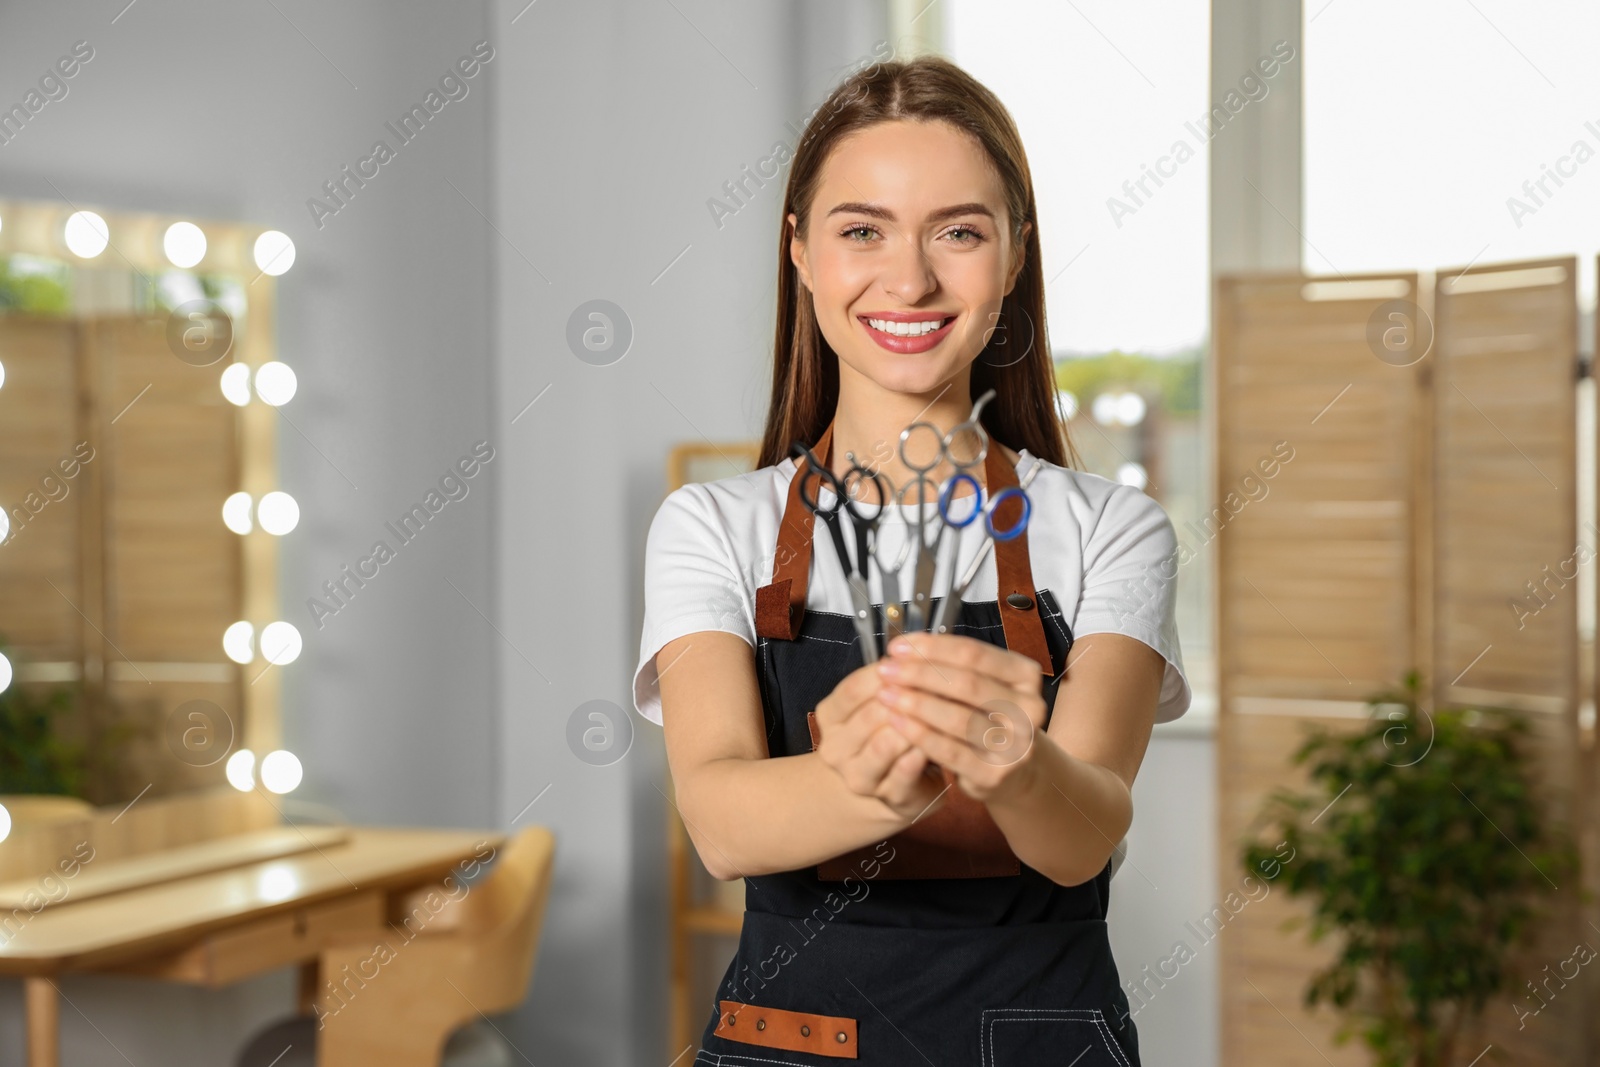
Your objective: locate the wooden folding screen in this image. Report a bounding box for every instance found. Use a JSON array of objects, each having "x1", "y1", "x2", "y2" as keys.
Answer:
[
  {"x1": 1214, "y1": 258, "x2": 1584, "y2": 1064},
  {"x1": 0, "y1": 314, "x2": 245, "y2": 800}
]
